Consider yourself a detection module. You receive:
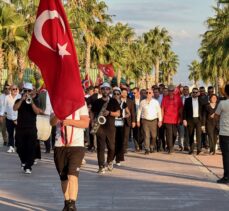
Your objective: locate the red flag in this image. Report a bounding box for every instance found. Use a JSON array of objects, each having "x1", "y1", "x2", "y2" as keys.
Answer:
[
  {"x1": 28, "y1": 0, "x2": 84, "y2": 120},
  {"x1": 83, "y1": 73, "x2": 93, "y2": 89},
  {"x1": 98, "y1": 64, "x2": 115, "y2": 77}
]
